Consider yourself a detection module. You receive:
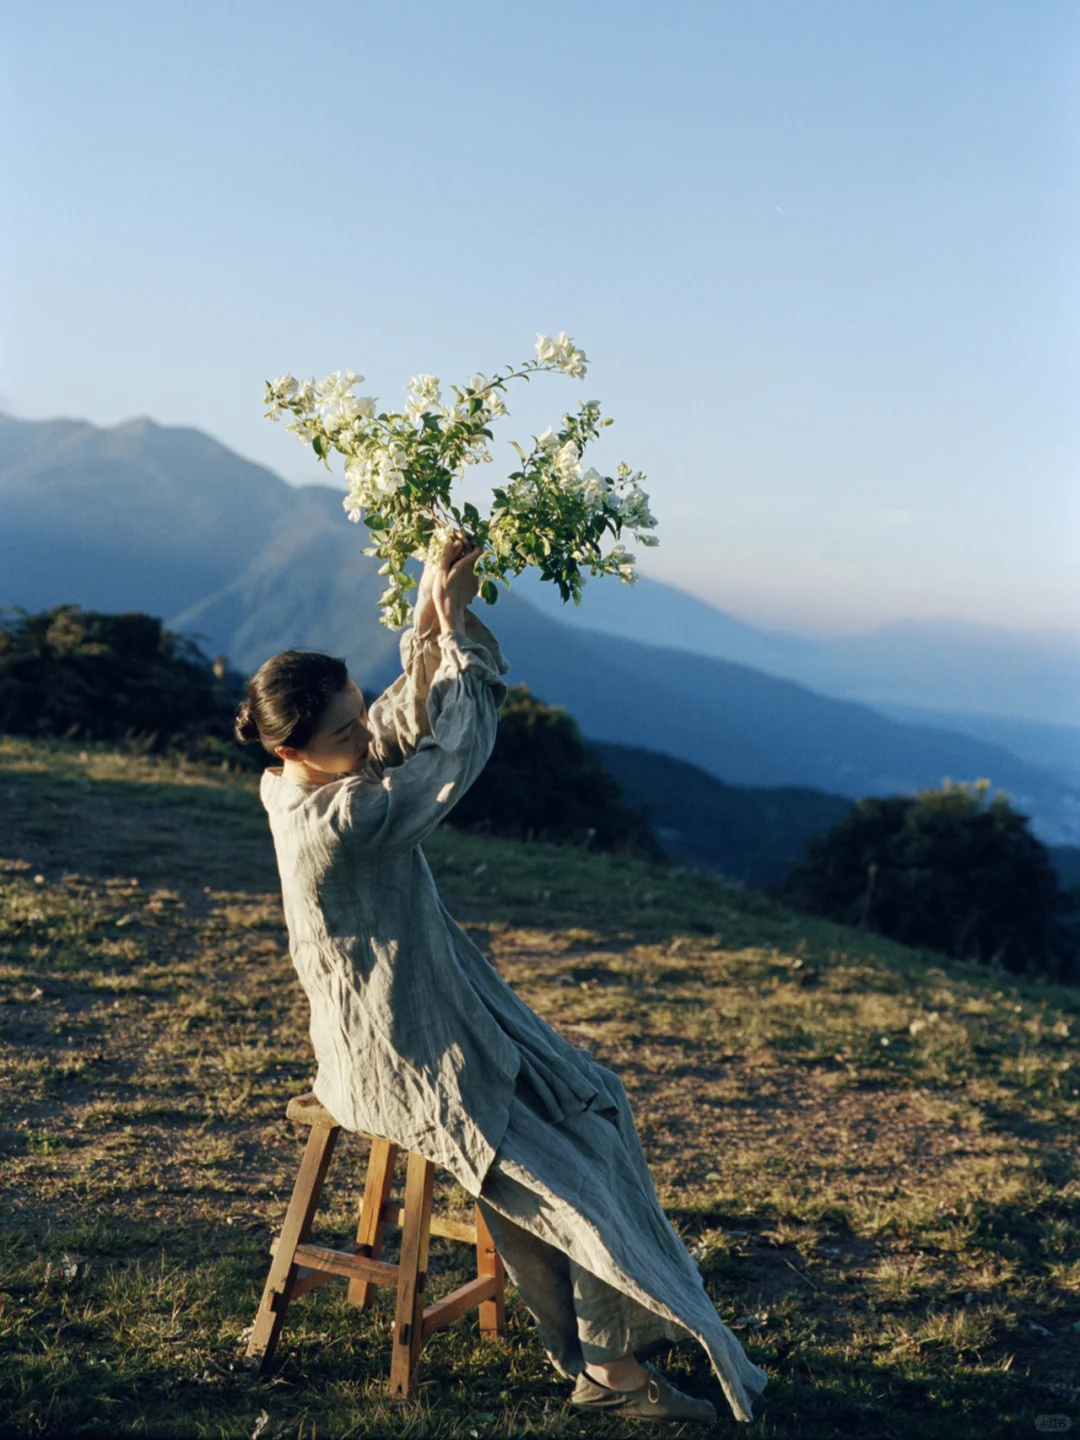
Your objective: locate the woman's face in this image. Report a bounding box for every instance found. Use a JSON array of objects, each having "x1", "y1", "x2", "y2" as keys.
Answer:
[{"x1": 275, "y1": 679, "x2": 373, "y2": 776}]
